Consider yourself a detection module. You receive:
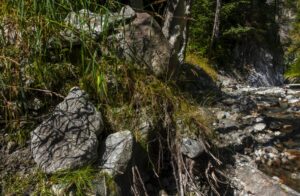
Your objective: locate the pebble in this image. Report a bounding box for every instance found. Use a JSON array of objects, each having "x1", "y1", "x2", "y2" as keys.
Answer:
[
  {"x1": 288, "y1": 99, "x2": 299, "y2": 104},
  {"x1": 253, "y1": 123, "x2": 266, "y2": 131},
  {"x1": 274, "y1": 131, "x2": 281, "y2": 136},
  {"x1": 255, "y1": 117, "x2": 264, "y2": 123}
]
